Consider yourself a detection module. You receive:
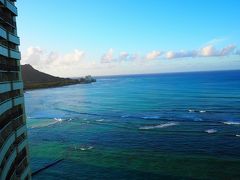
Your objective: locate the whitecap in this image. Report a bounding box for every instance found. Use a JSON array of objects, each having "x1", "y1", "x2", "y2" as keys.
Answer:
[
  {"x1": 205, "y1": 129, "x2": 217, "y2": 134},
  {"x1": 188, "y1": 109, "x2": 206, "y2": 113},
  {"x1": 236, "y1": 135, "x2": 240, "y2": 137},
  {"x1": 75, "y1": 146, "x2": 94, "y2": 151},
  {"x1": 139, "y1": 122, "x2": 178, "y2": 130},
  {"x1": 96, "y1": 119, "x2": 104, "y2": 122},
  {"x1": 87, "y1": 146, "x2": 93, "y2": 150},
  {"x1": 121, "y1": 115, "x2": 130, "y2": 118},
  {"x1": 223, "y1": 121, "x2": 240, "y2": 125},
  {"x1": 54, "y1": 118, "x2": 63, "y2": 122},
  {"x1": 142, "y1": 116, "x2": 160, "y2": 120},
  {"x1": 194, "y1": 118, "x2": 203, "y2": 121},
  {"x1": 30, "y1": 121, "x2": 59, "y2": 129}
]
